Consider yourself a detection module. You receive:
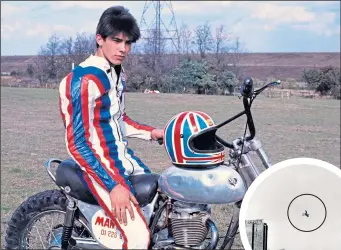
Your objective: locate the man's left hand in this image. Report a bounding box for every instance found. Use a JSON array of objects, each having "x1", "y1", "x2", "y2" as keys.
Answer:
[{"x1": 151, "y1": 129, "x2": 164, "y2": 141}]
